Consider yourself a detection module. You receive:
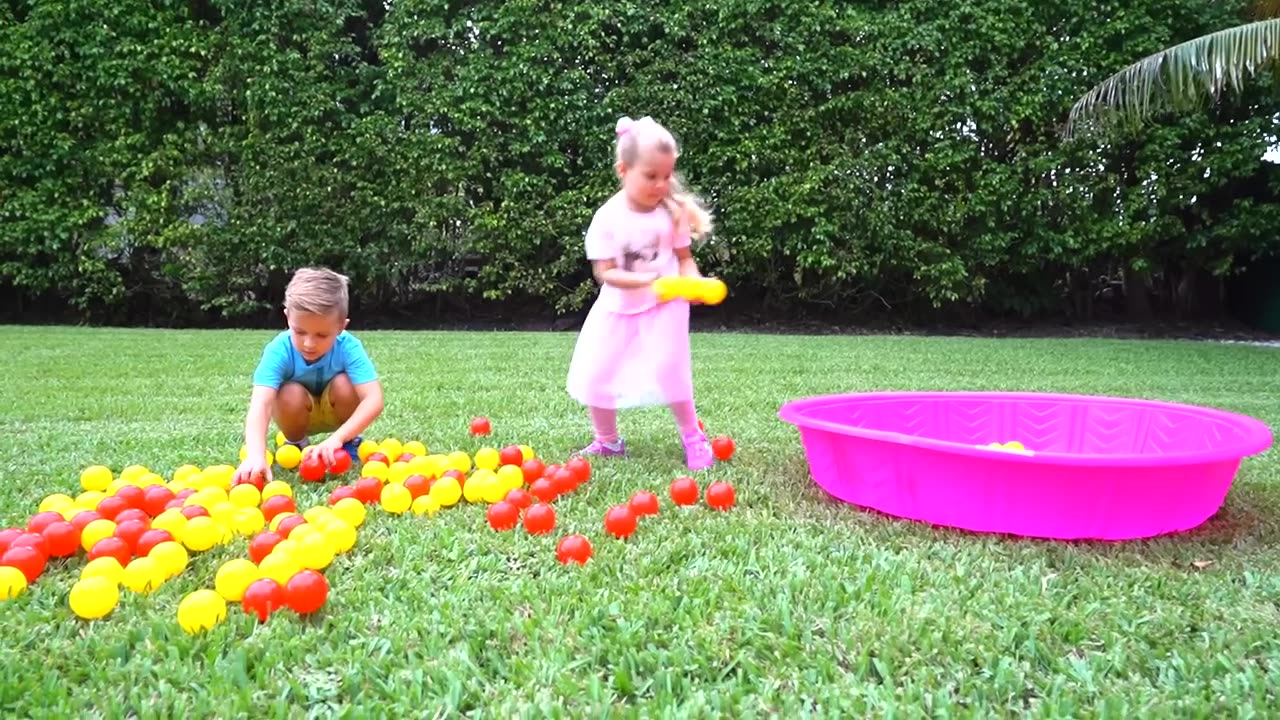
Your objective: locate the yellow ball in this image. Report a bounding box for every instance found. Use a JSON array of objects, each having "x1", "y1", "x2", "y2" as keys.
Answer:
[
  {"x1": 121, "y1": 557, "x2": 165, "y2": 594},
  {"x1": 59, "y1": 505, "x2": 87, "y2": 522},
  {"x1": 120, "y1": 465, "x2": 148, "y2": 481},
  {"x1": 403, "y1": 441, "x2": 427, "y2": 457},
  {"x1": 296, "y1": 534, "x2": 335, "y2": 571},
  {"x1": 148, "y1": 541, "x2": 189, "y2": 578},
  {"x1": 106, "y1": 479, "x2": 132, "y2": 496},
  {"x1": 275, "y1": 431, "x2": 288, "y2": 447},
  {"x1": 519, "y1": 445, "x2": 535, "y2": 462},
  {"x1": 447, "y1": 451, "x2": 472, "y2": 474},
  {"x1": 411, "y1": 495, "x2": 440, "y2": 516},
  {"x1": 228, "y1": 483, "x2": 262, "y2": 509},
  {"x1": 429, "y1": 476, "x2": 462, "y2": 507},
  {"x1": 258, "y1": 552, "x2": 301, "y2": 586},
  {"x1": 196, "y1": 487, "x2": 229, "y2": 507},
  {"x1": 231, "y1": 507, "x2": 266, "y2": 536},
  {"x1": 262, "y1": 480, "x2": 294, "y2": 500},
  {"x1": 173, "y1": 464, "x2": 202, "y2": 483},
  {"x1": 39, "y1": 493, "x2": 74, "y2": 513},
  {"x1": 288, "y1": 524, "x2": 320, "y2": 544},
  {"x1": 379, "y1": 438, "x2": 404, "y2": 460},
  {"x1": 406, "y1": 456, "x2": 433, "y2": 474},
  {"x1": 182, "y1": 516, "x2": 219, "y2": 552},
  {"x1": 81, "y1": 556, "x2": 125, "y2": 585},
  {"x1": 177, "y1": 589, "x2": 227, "y2": 634},
  {"x1": 269, "y1": 511, "x2": 298, "y2": 533},
  {"x1": 81, "y1": 519, "x2": 117, "y2": 553},
  {"x1": 80, "y1": 465, "x2": 113, "y2": 492},
  {"x1": 464, "y1": 469, "x2": 498, "y2": 503},
  {"x1": 387, "y1": 461, "x2": 412, "y2": 485},
  {"x1": 75, "y1": 491, "x2": 106, "y2": 508},
  {"x1": 69, "y1": 577, "x2": 119, "y2": 620},
  {"x1": 497, "y1": 465, "x2": 525, "y2": 493},
  {"x1": 1004, "y1": 440, "x2": 1025, "y2": 450},
  {"x1": 303, "y1": 506, "x2": 336, "y2": 525},
  {"x1": 152, "y1": 509, "x2": 188, "y2": 543},
  {"x1": 215, "y1": 559, "x2": 261, "y2": 601},
  {"x1": 357, "y1": 439, "x2": 380, "y2": 462},
  {"x1": 210, "y1": 501, "x2": 240, "y2": 526},
  {"x1": 699, "y1": 277, "x2": 728, "y2": 305},
  {"x1": 0, "y1": 566, "x2": 28, "y2": 600},
  {"x1": 272, "y1": 538, "x2": 301, "y2": 561},
  {"x1": 321, "y1": 519, "x2": 357, "y2": 554},
  {"x1": 332, "y1": 498, "x2": 367, "y2": 528},
  {"x1": 474, "y1": 447, "x2": 500, "y2": 472},
  {"x1": 275, "y1": 444, "x2": 302, "y2": 470},
  {"x1": 360, "y1": 460, "x2": 389, "y2": 482},
  {"x1": 137, "y1": 472, "x2": 166, "y2": 488},
  {"x1": 427, "y1": 454, "x2": 451, "y2": 477},
  {"x1": 380, "y1": 483, "x2": 412, "y2": 514},
  {"x1": 203, "y1": 464, "x2": 236, "y2": 491}
]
